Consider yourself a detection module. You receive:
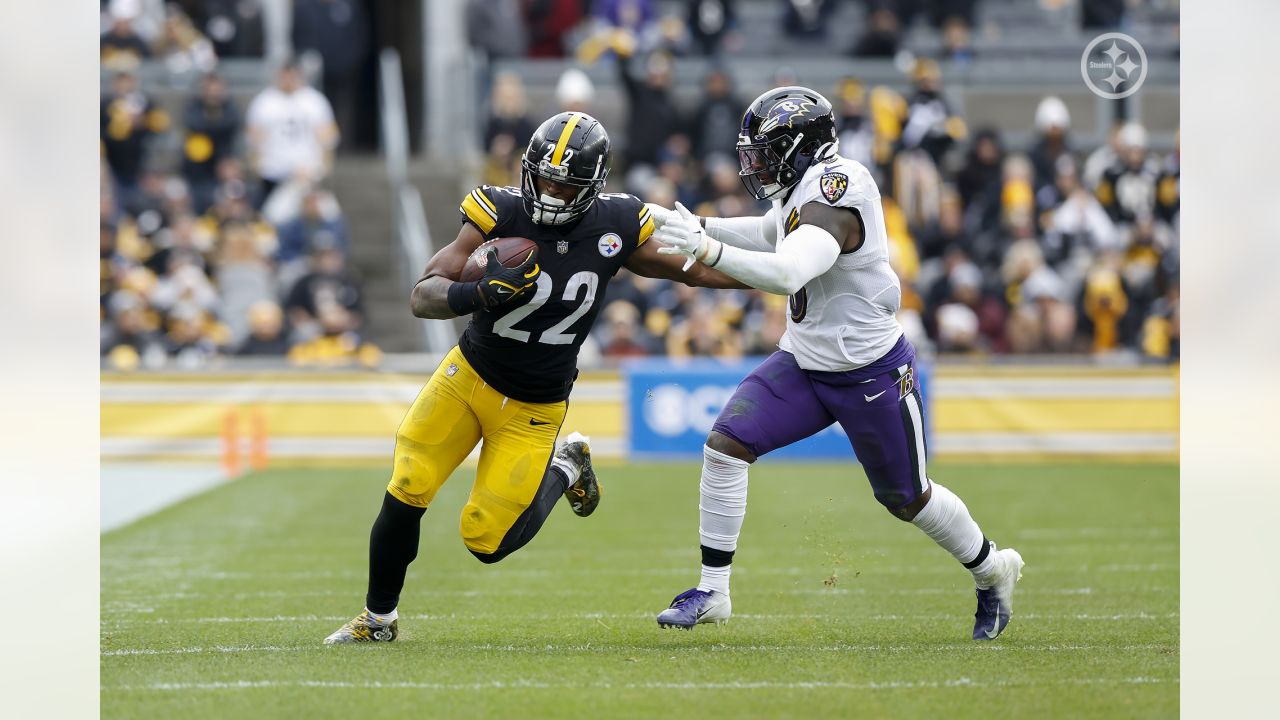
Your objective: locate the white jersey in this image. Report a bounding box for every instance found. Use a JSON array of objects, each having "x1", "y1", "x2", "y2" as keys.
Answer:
[
  {"x1": 246, "y1": 85, "x2": 335, "y2": 182},
  {"x1": 774, "y1": 154, "x2": 903, "y2": 371}
]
